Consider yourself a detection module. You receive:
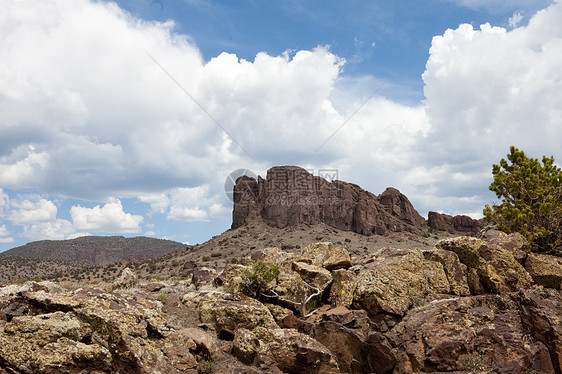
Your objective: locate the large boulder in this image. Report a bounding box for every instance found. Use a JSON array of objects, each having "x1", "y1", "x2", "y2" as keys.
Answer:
[
  {"x1": 198, "y1": 293, "x2": 278, "y2": 332},
  {"x1": 233, "y1": 326, "x2": 340, "y2": 374},
  {"x1": 524, "y1": 253, "x2": 562, "y2": 289},
  {"x1": 481, "y1": 229, "x2": 530, "y2": 263},
  {"x1": 298, "y1": 242, "x2": 352, "y2": 270},
  {"x1": 387, "y1": 288, "x2": 562, "y2": 373},
  {"x1": 232, "y1": 166, "x2": 428, "y2": 236},
  {"x1": 353, "y1": 248, "x2": 450, "y2": 318},
  {"x1": 291, "y1": 261, "x2": 333, "y2": 291},
  {"x1": 437, "y1": 237, "x2": 533, "y2": 293},
  {"x1": 112, "y1": 267, "x2": 138, "y2": 290}
]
